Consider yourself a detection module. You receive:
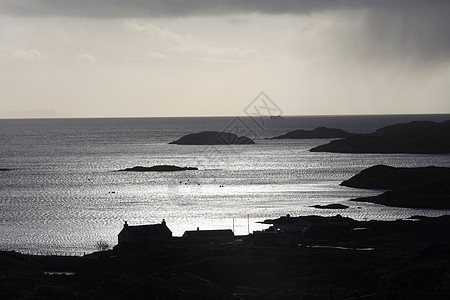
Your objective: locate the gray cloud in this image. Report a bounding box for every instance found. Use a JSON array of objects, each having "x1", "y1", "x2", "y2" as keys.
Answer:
[
  {"x1": 314, "y1": 4, "x2": 450, "y2": 64},
  {"x1": 0, "y1": 1, "x2": 448, "y2": 18},
  {"x1": 1, "y1": 1, "x2": 449, "y2": 61}
]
